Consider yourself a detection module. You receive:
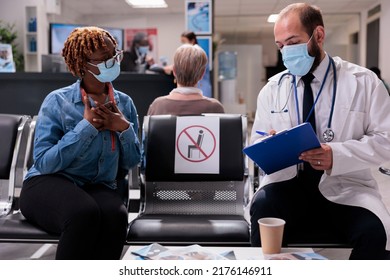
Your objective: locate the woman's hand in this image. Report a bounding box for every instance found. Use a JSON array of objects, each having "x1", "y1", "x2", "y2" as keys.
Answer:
[
  {"x1": 92, "y1": 101, "x2": 130, "y2": 132},
  {"x1": 82, "y1": 96, "x2": 104, "y2": 130}
]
